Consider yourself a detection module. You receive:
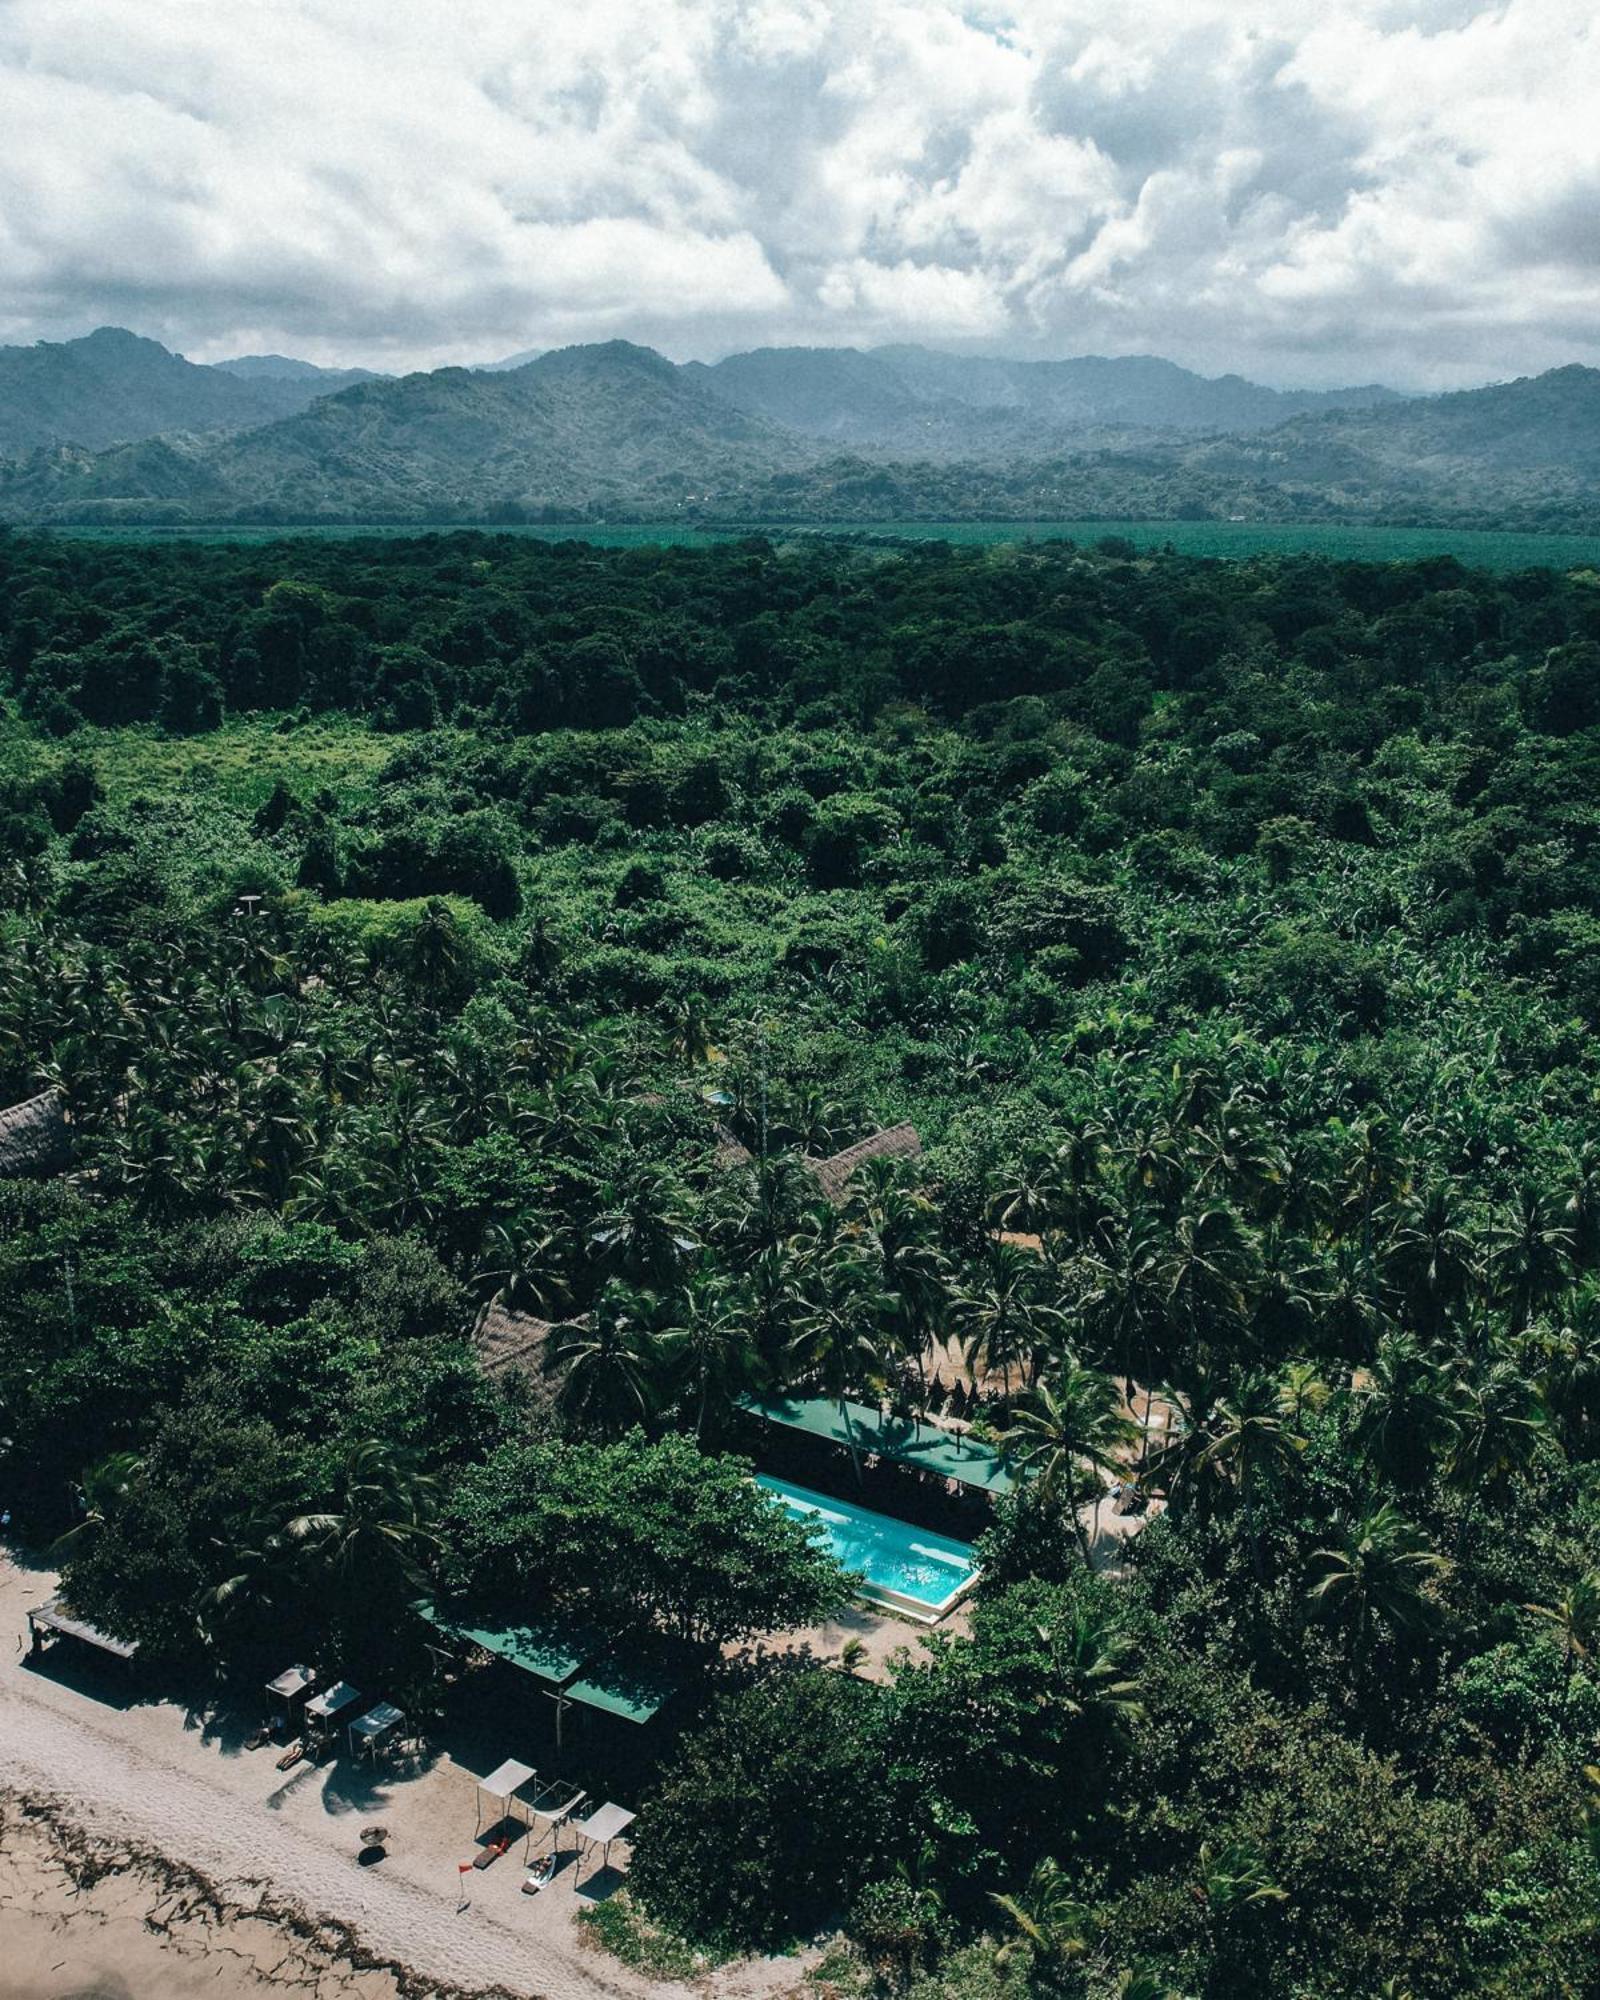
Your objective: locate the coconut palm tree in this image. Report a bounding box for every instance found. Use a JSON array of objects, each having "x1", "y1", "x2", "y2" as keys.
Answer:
[
  {"x1": 1159, "y1": 1202, "x2": 1260, "y2": 1358},
  {"x1": 1306, "y1": 1503, "x2": 1450, "y2": 1671},
  {"x1": 1525, "y1": 1571, "x2": 1600, "y2": 1700},
  {"x1": 1443, "y1": 1359, "x2": 1550, "y2": 1556},
  {"x1": 588, "y1": 1169, "x2": 700, "y2": 1288},
  {"x1": 1043, "y1": 1602, "x2": 1146, "y2": 1732},
  {"x1": 788, "y1": 1247, "x2": 895, "y2": 1480},
  {"x1": 1195, "y1": 1370, "x2": 1306, "y2": 1578},
  {"x1": 998, "y1": 1357, "x2": 1137, "y2": 1563},
  {"x1": 658, "y1": 1278, "x2": 758, "y2": 1441},
  {"x1": 1486, "y1": 1188, "x2": 1574, "y2": 1332},
  {"x1": 545, "y1": 1292, "x2": 661, "y2": 1438},
  {"x1": 1355, "y1": 1332, "x2": 1458, "y2": 1491},
  {"x1": 1194, "y1": 1837, "x2": 1288, "y2": 1920},
  {"x1": 1382, "y1": 1185, "x2": 1479, "y2": 1336},
  {"x1": 956, "y1": 1240, "x2": 1065, "y2": 1401},
  {"x1": 281, "y1": 1438, "x2": 440, "y2": 1641}
]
